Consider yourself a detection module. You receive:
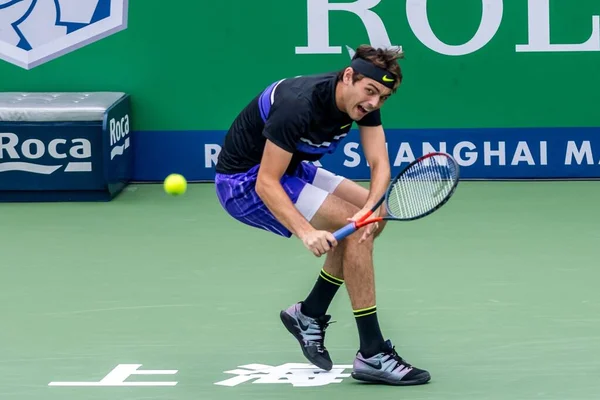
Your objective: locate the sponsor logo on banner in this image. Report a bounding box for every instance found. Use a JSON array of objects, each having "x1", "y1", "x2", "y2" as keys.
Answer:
[
  {"x1": 109, "y1": 114, "x2": 130, "y2": 160},
  {"x1": 296, "y1": 0, "x2": 600, "y2": 58},
  {"x1": 0, "y1": 132, "x2": 92, "y2": 174},
  {"x1": 0, "y1": 0, "x2": 128, "y2": 69}
]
